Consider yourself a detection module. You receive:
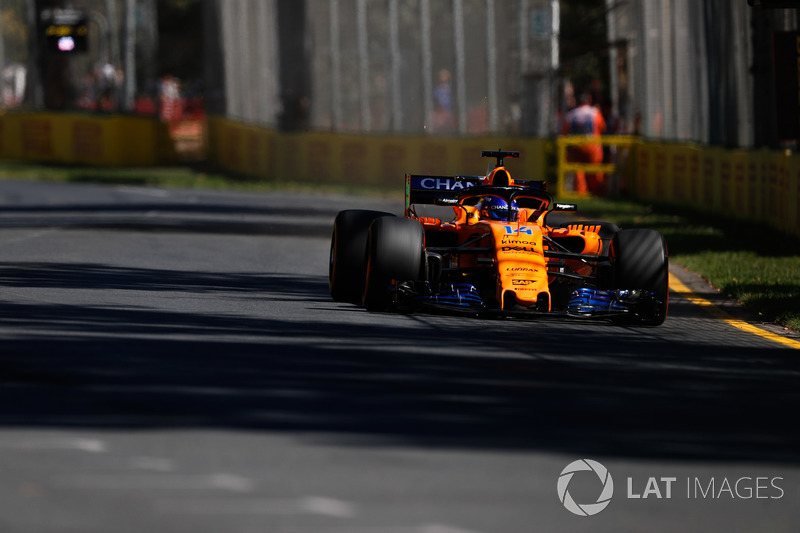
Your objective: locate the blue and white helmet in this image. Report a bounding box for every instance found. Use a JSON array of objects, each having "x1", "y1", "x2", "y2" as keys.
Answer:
[{"x1": 480, "y1": 196, "x2": 518, "y2": 221}]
